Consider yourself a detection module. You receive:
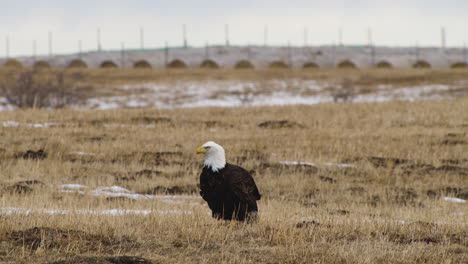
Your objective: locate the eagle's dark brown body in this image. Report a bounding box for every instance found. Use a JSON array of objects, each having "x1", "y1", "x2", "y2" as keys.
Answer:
[{"x1": 199, "y1": 163, "x2": 261, "y2": 221}]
